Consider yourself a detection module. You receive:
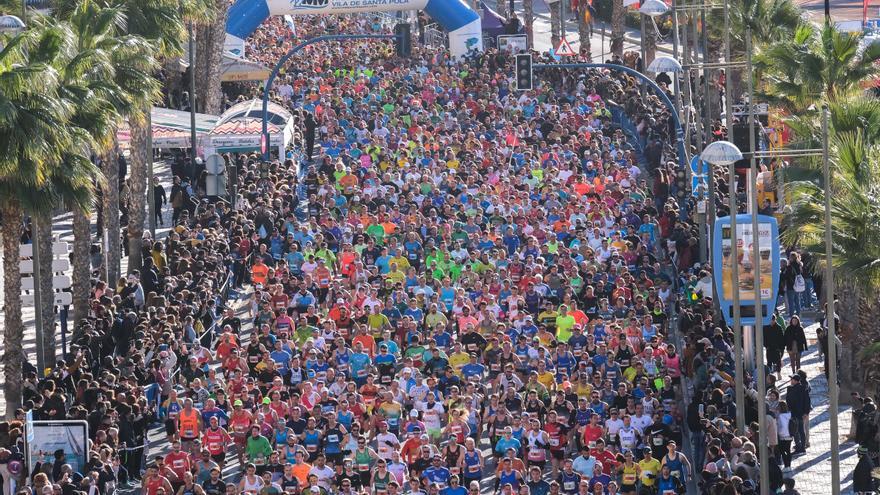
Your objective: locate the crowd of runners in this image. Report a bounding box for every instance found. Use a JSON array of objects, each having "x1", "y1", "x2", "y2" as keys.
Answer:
[{"x1": 5, "y1": 9, "x2": 878, "y2": 495}]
